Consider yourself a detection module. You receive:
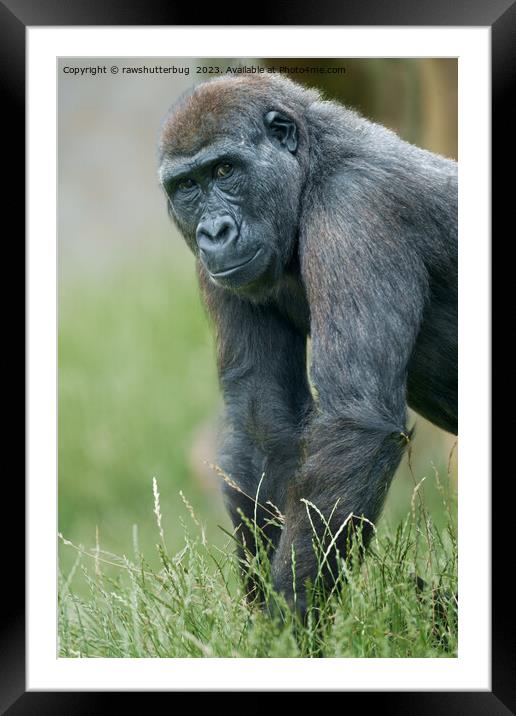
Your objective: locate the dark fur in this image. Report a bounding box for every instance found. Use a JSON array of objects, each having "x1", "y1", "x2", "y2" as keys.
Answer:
[{"x1": 159, "y1": 75, "x2": 457, "y2": 611}]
